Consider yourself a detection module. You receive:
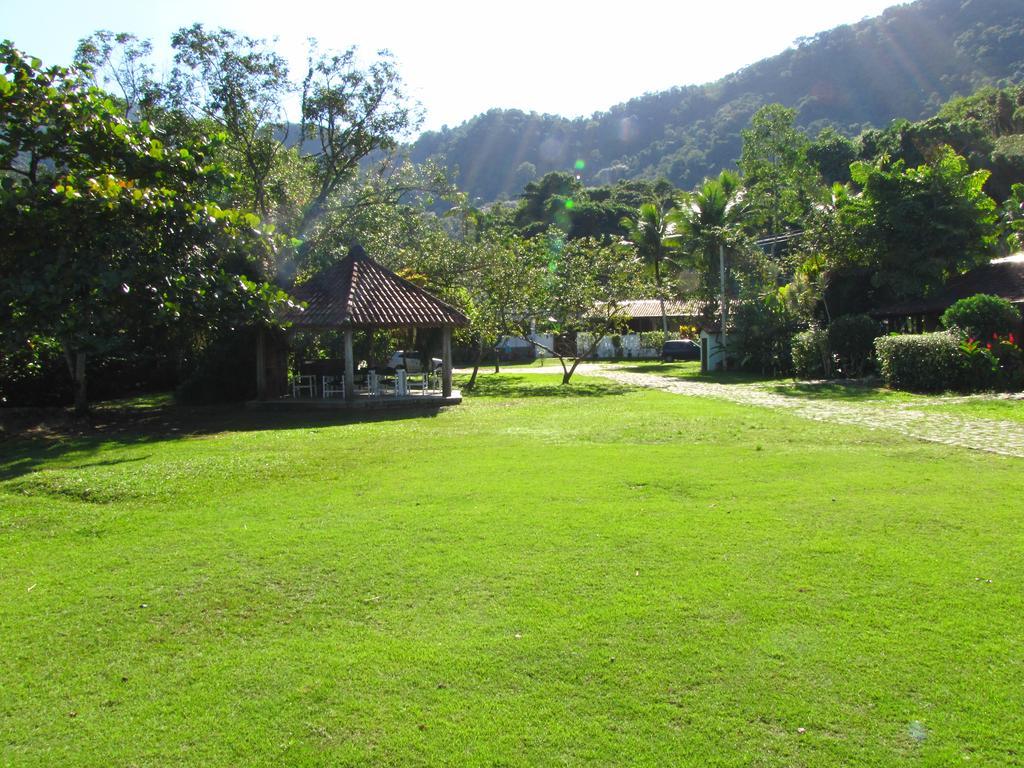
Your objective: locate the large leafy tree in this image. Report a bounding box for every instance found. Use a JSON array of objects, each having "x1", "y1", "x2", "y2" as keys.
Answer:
[
  {"x1": 164, "y1": 25, "x2": 291, "y2": 220},
  {"x1": 836, "y1": 147, "x2": 999, "y2": 302},
  {"x1": 0, "y1": 43, "x2": 286, "y2": 413},
  {"x1": 147, "y1": 26, "x2": 421, "y2": 264}
]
